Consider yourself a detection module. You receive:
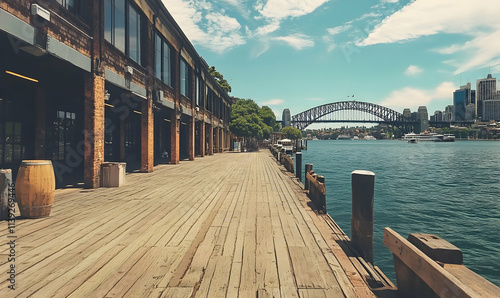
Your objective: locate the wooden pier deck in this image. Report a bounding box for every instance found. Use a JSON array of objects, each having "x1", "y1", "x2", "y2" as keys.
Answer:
[{"x1": 0, "y1": 151, "x2": 379, "y2": 297}]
